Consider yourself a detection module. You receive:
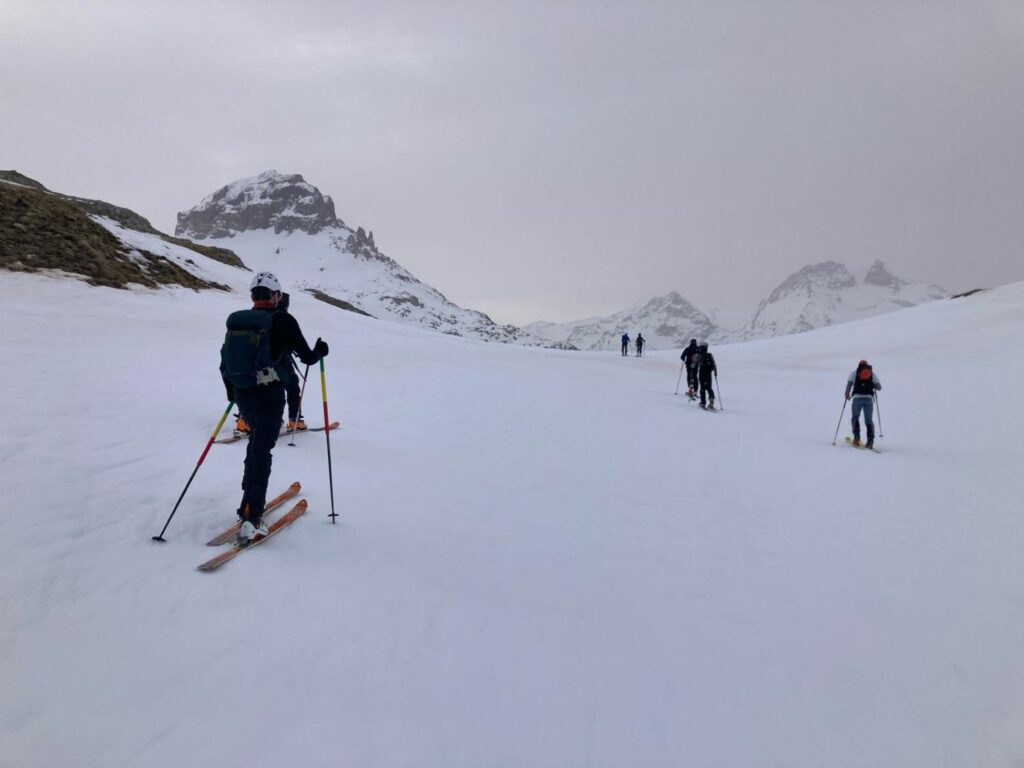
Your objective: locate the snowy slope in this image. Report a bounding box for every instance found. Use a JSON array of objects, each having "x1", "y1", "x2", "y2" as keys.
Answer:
[
  {"x1": 177, "y1": 171, "x2": 550, "y2": 345},
  {"x1": 2, "y1": 275, "x2": 1024, "y2": 767},
  {"x1": 90, "y1": 216, "x2": 246, "y2": 288}
]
